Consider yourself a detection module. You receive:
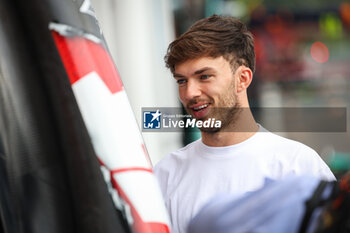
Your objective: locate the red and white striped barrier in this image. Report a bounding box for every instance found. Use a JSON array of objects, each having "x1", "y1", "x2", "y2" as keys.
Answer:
[{"x1": 50, "y1": 23, "x2": 171, "y2": 233}]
